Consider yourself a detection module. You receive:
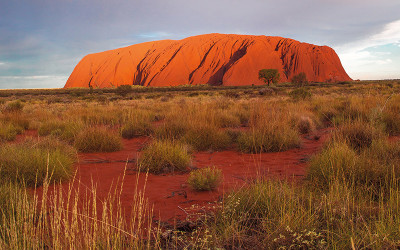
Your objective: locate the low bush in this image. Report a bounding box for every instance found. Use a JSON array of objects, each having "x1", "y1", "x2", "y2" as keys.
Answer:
[
  {"x1": 1, "y1": 113, "x2": 30, "y2": 130},
  {"x1": 182, "y1": 125, "x2": 232, "y2": 151},
  {"x1": 38, "y1": 120, "x2": 83, "y2": 143},
  {"x1": 4, "y1": 100, "x2": 24, "y2": 113},
  {"x1": 121, "y1": 120, "x2": 152, "y2": 139},
  {"x1": 381, "y1": 99, "x2": 400, "y2": 135},
  {"x1": 290, "y1": 115, "x2": 316, "y2": 134},
  {"x1": 0, "y1": 183, "x2": 31, "y2": 224},
  {"x1": 258, "y1": 87, "x2": 275, "y2": 96},
  {"x1": 121, "y1": 109, "x2": 154, "y2": 138},
  {"x1": 333, "y1": 120, "x2": 381, "y2": 150},
  {"x1": 154, "y1": 118, "x2": 188, "y2": 140},
  {"x1": 216, "y1": 180, "x2": 322, "y2": 249},
  {"x1": 187, "y1": 166, "x2": 222, "y2": 191},
  {"x1": 215, "y1": 112, "x2": 241, "y2": 128},
  {"x1": 238, "y1": 126, "x2": 300, "y2": 153},
  {"x1": 0, "y1": 138, "x2": 77, "y2": 186},
  {"x1": 0, "y1": 122, "x2": 19, "y2": 141},
  {"x1": 116, "y1": 84, "x2": 132, "y2": 96},
  {"x1": 289, "y1": 88, "x2": 312, "y2": 101},
  {"x1": 291, "y1": 72, "x2": 308, "y2": 87},
  {"x1": 74, "y1": 127, "x2": 122, "y2": 152},
  {"x1": 307, "y1": 142, "x2": 357, "y2": 190},
  {"x1": 307, "y1": 139, "x2": 400, "y2": 196},
  {"x1": 138, "y1": 140, "x2": 191, "y2": 174}
]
